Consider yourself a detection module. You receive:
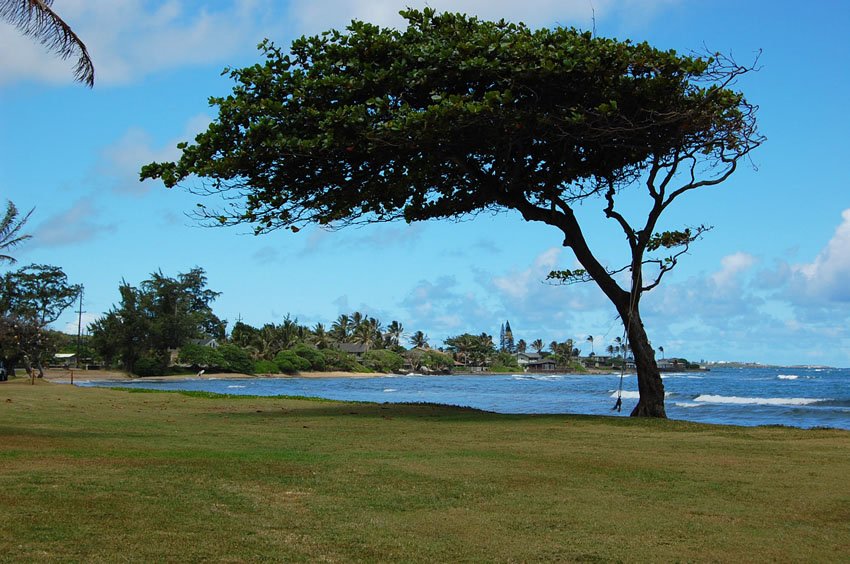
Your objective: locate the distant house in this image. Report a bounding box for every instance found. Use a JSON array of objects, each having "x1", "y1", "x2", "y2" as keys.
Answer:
[
  {"x1": 333, "y1": 342, "x2": 368, "y2": 359},
  {"x1": 514, "y1": 352, "x2": 543, "y2": 366},
  {"x1": 189, "y1": 337, "x2": 219, "y2": 349},
  {"x1": 527, "y1": 358, "x2": 557, "y2": 372}
]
